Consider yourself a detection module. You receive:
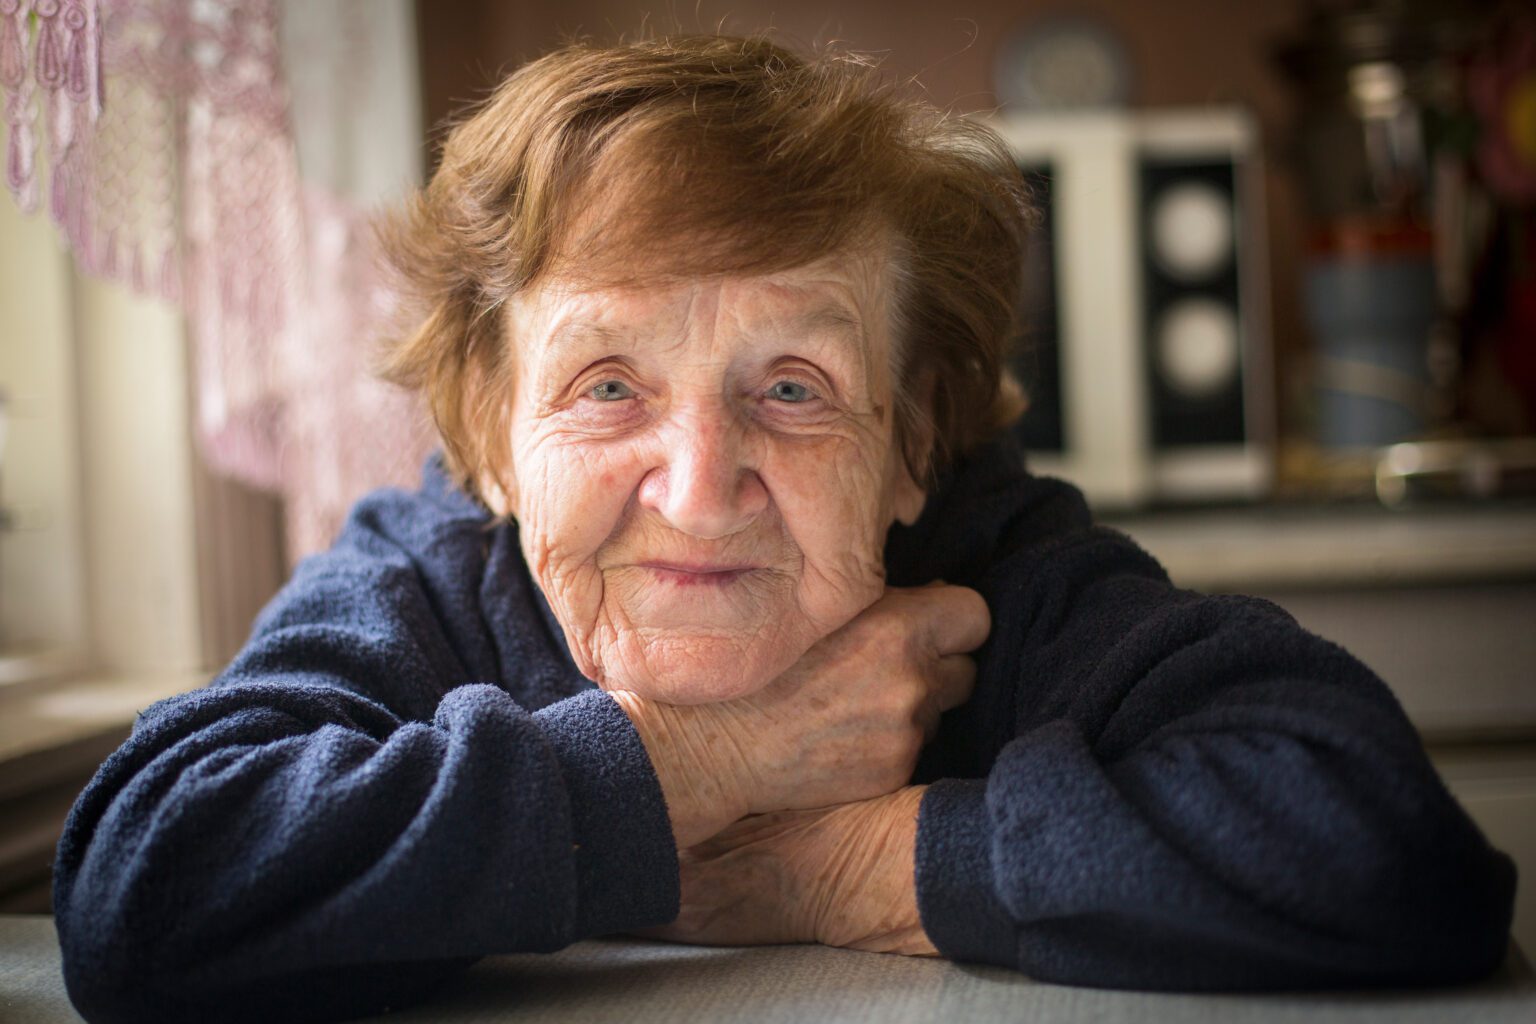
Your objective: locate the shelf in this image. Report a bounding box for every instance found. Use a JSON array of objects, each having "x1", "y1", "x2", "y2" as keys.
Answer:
[{"x1": 1103, "y1": 501, "x2": 1536, "y2": 592}]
